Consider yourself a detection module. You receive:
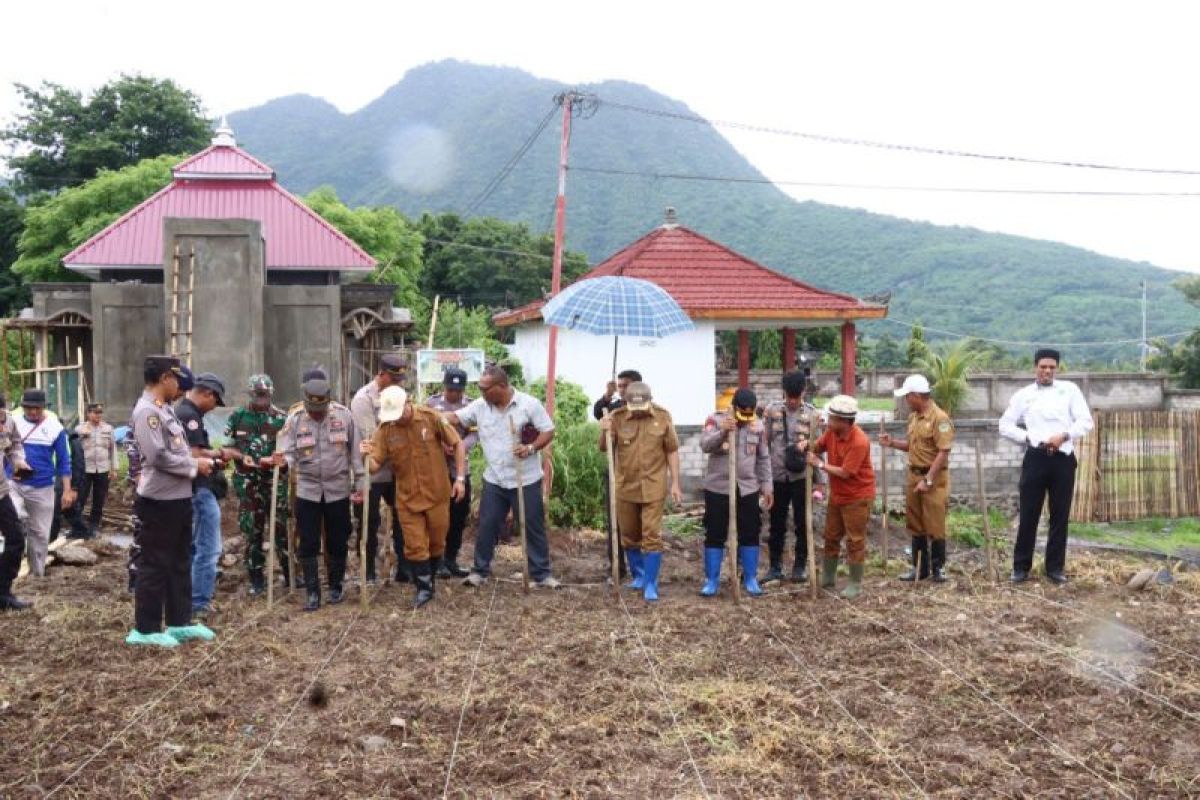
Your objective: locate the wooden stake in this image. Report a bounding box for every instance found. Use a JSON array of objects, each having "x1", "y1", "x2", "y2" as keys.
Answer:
[
  {"x1": 726, "y1": 427, "x2": 740, "y2": 602},
  {"x1": 805, "y1": 416, "x2": 821, "y2": 599},
  {"x1": 508, "y1": 416, "x2": 531, "y2": 593},
  {"x1": 266, "y1": 464, "x2": 280, "y2": 608},
  {"x1": 879, "y1": 416, "x2": 889, "y2": 578},
  {"x1": 603, "y1": 409, "x2": 620, "y2": 594},
  {"x1": 974, "y1": 437, "x2": 995, "y2": 583},
  {"x1": 360, "y1": 454, "x2": 370, "y2": 610}
]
